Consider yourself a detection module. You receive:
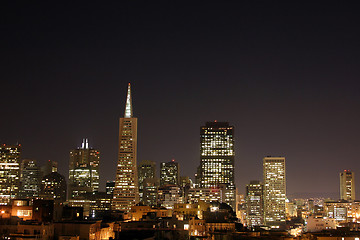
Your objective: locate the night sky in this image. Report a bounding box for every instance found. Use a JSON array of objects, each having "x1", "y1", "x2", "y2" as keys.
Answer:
[{"x1": 2, "y1": 2, "x2": 360, "y2": 198}]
